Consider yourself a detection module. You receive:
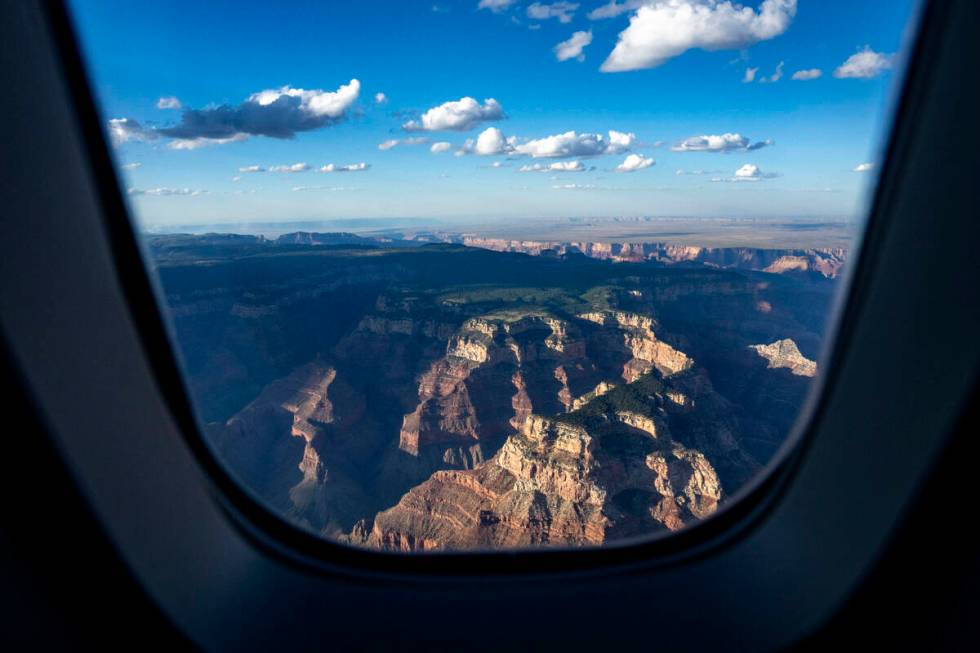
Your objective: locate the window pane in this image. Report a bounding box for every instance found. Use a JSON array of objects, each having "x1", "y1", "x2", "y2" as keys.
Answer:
[{"x1": 69, "y1": 0, "x2": 918, "y2": 552}]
